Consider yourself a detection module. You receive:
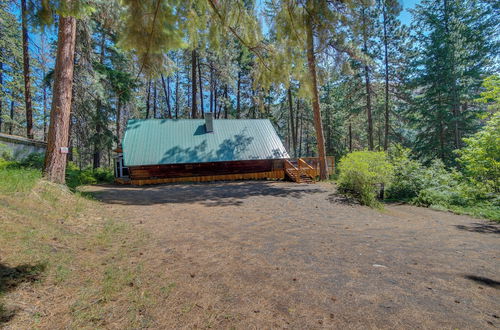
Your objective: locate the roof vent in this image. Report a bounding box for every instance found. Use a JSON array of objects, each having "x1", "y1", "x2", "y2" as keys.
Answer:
[{"x1": 205, "y1": 112, "x2": 214, "y2": 133}]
